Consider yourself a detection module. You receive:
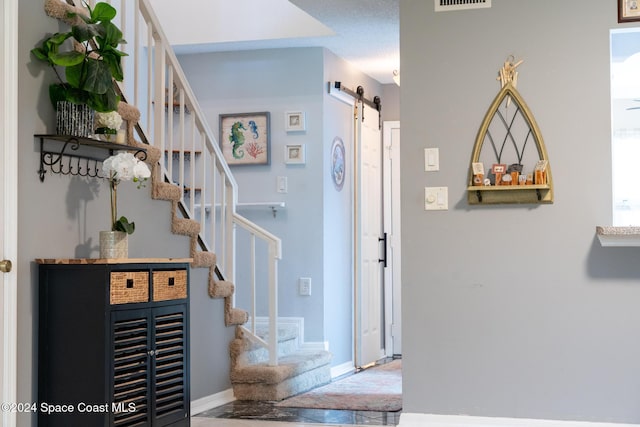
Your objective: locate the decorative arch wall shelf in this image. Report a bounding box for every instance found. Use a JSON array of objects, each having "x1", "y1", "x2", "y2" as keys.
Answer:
[{"x1": 467, "y1": 58, "x2": 553, "y2": 205}]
